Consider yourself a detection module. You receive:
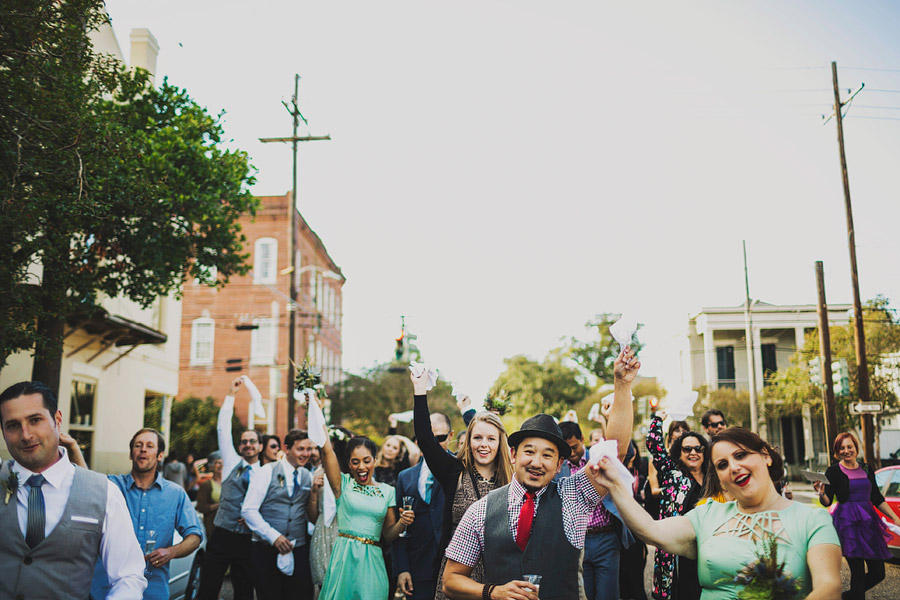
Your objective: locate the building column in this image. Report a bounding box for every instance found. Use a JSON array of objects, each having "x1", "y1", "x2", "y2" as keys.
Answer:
[
  {"x1": 753, "y1": 327, "x2": 765, "y2": 390},
  {"x1": 703, "y1": 328, "x2": 716, "y2": 390},
  {"x1": 794, "y1": 326, "x2": 806, "y2": 351}
]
